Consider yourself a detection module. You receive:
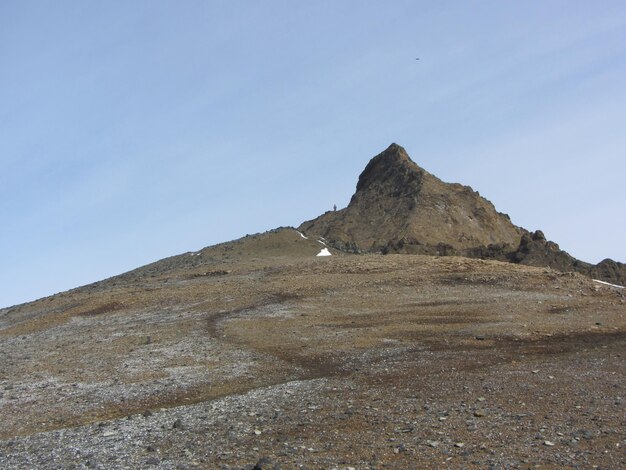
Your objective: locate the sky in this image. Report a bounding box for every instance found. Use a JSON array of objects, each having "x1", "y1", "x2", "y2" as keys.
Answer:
[{"x1": 2, "y1": 1, "x2": 626, "y2": 308}]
